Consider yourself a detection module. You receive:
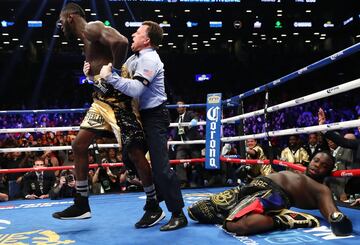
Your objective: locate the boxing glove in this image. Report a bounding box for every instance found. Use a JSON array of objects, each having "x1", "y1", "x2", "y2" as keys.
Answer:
[{"x1": 329, "y1": 211, "x2": 352, "y2": 236}]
